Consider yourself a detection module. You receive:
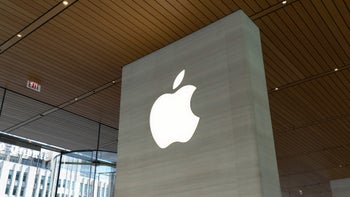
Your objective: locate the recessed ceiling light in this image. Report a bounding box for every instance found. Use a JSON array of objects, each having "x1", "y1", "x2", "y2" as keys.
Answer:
[
  {"x1": 334, "y1": 68, "x2": 339, "y2": 71},
  {"x1": 282, "y1": 0, "x2": 287, "y2": 5},
  {"x1": 62, "y1": 1, "x2": 69, "y2": 6},
  {"x1": 17, "y1": 34, "x2": 22, "y2": 38},
  {"x1": 275, "y1": 87, "x2": 279, "y2": 91},
  {"x1": 299, "y1": 189, "x2": 303, "y2": 195}
]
